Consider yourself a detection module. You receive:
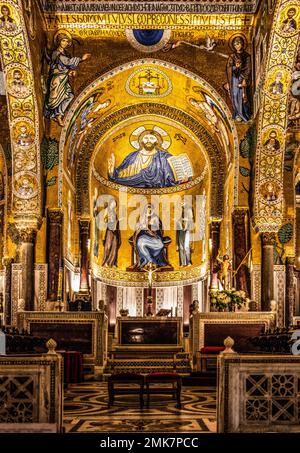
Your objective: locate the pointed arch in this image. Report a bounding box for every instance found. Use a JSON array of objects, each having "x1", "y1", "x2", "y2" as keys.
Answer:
[{"x1": 58, "y1": 58, "x2": 240, "y2": 211}]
